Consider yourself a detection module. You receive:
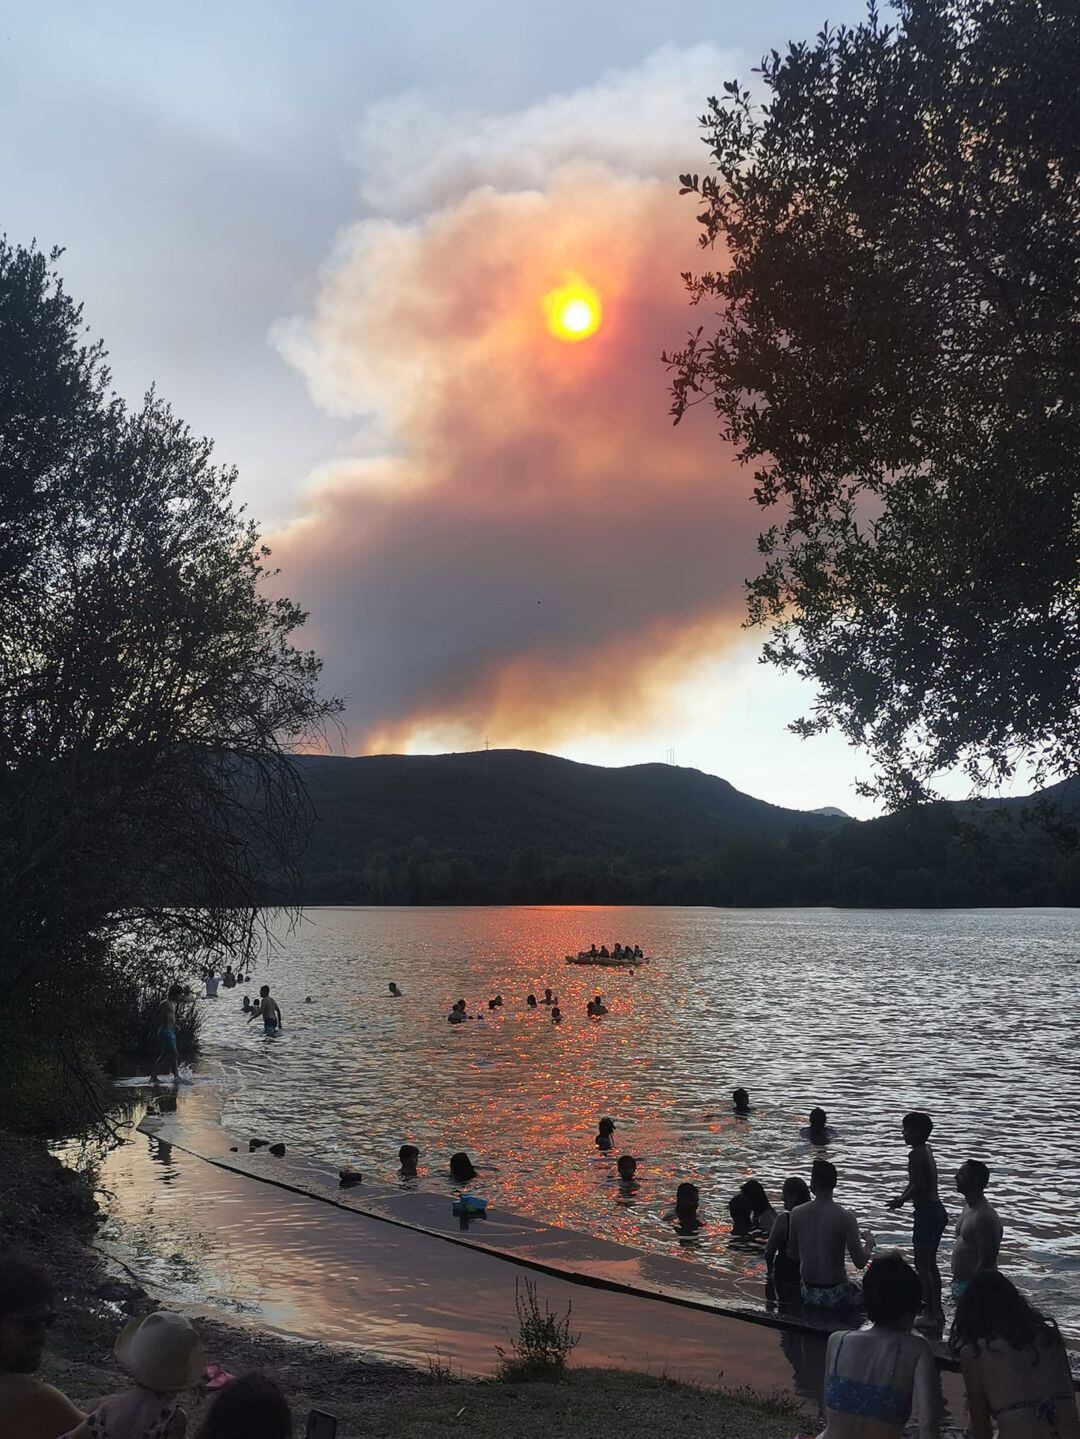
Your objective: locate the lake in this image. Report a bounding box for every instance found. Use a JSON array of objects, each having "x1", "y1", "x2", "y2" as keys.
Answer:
[{"x1": 195, "y1": 905, "x2": 1080, "y2": 1338}]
